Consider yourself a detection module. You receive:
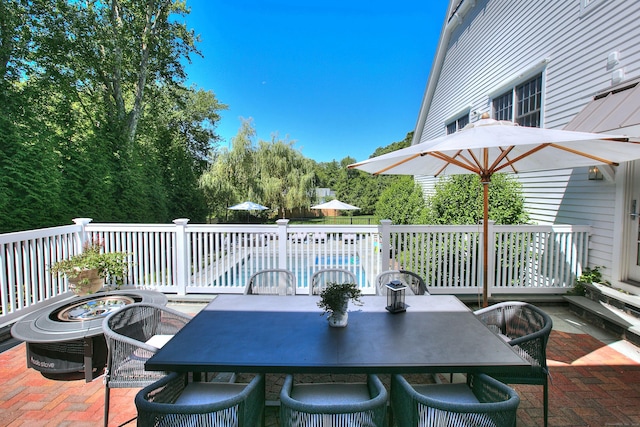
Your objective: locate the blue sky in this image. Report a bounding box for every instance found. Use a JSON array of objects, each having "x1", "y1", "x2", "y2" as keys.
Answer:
[{"x1": 183, "y1": 1, "x2": 448, "y2": 163}]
